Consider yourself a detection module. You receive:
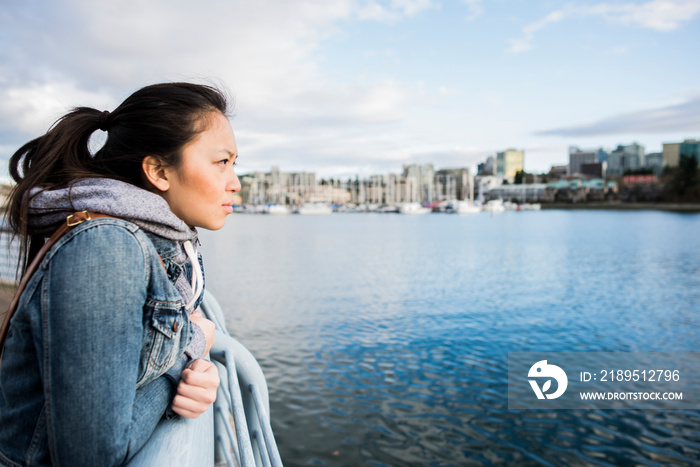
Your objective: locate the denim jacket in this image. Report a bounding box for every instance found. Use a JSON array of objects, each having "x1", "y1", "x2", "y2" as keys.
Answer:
[{"x1": 0, "y1": 218, "x2": 203, "y2": 467}]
